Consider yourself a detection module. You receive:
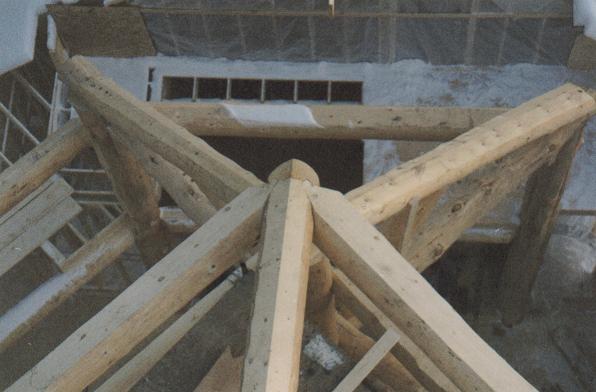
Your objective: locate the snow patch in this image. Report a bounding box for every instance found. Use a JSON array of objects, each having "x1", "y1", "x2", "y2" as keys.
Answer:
[
  {"x1": 575, "y1": 0, "x2": 596, "y2": 40},
  {"x1": 46, "y1": 15, "x2": 57, "y2": 52},
  {"x1": 222, "y1": 103, "x2": 322, "y2": 128},
  {"x1": 303, "y1": 334, "x2": 344, "y2": 371},
  {"x1": 0, "y1": 1, "x2": 79, "y2": 75}
]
